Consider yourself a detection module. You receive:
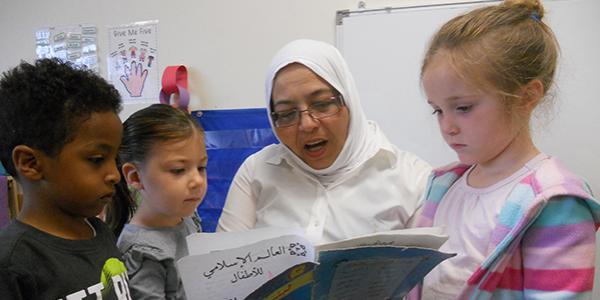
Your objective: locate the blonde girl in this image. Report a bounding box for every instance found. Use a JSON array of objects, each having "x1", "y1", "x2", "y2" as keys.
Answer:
[{"x1": 413, "y1": 0, "x2": 600, "y2": 298}]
